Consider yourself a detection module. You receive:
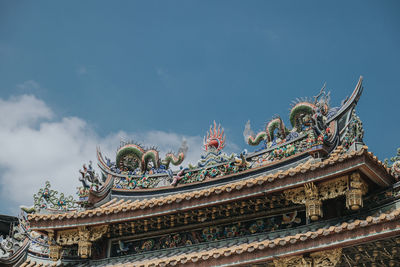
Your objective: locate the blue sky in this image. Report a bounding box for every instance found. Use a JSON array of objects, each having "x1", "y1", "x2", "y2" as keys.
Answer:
[{"x1": 0, "y1": 1, "x2": 399, "y2": 214}]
